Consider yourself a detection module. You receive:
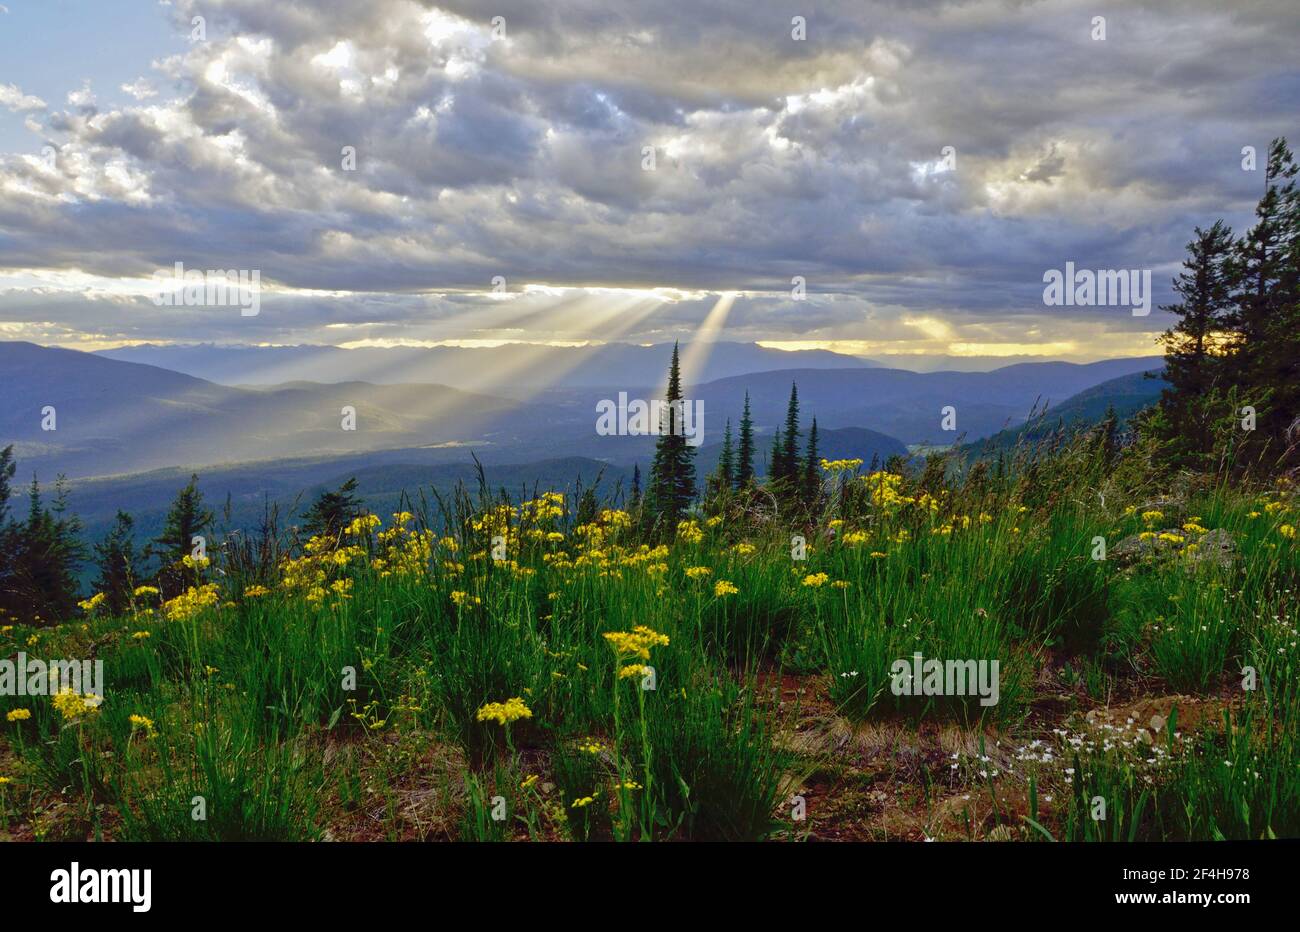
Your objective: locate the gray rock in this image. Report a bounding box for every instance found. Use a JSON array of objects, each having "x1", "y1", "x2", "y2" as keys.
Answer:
[{"x1": 1110, "y1": 527, "x2": 1235, "y2": 571}]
